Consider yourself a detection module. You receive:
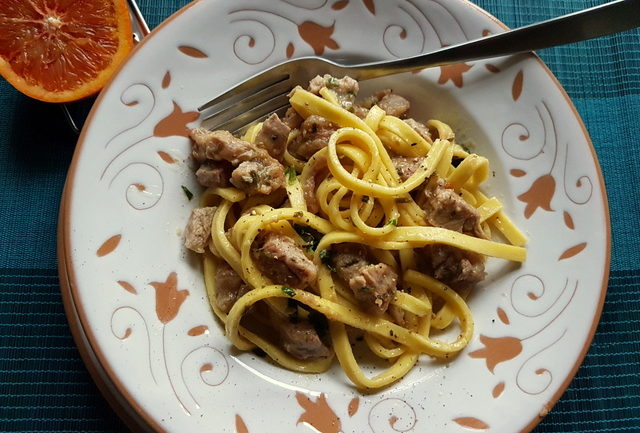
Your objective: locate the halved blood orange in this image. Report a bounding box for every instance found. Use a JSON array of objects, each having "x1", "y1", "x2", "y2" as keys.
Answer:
[{"x1": 0, "y1": 0, "x2": 134, "y2": 103}]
